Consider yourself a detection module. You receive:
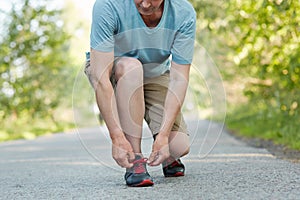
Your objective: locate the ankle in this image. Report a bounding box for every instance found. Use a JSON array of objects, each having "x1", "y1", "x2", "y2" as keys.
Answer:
[{"x1": 163, "y1": 157, "x2": 176, "y2": 167}]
